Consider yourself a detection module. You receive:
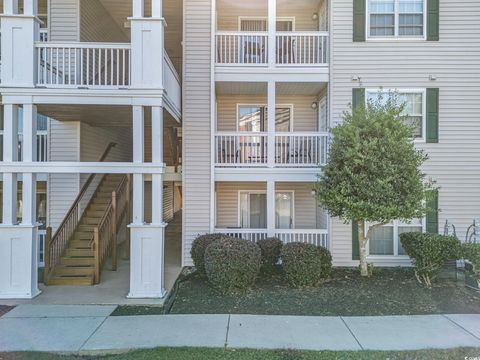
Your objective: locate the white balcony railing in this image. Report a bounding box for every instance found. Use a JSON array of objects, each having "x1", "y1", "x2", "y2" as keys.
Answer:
[
  {"x1": 215, "y1": 132, "x2": 268, "y2": 166},
  {"x1": 35, "y1": 42, "x2": 131, "y2": 88},
  {"x1": 0, "y1": 133, "x2": 48, "y2": 162},
  {"x1": 215, "y1": 132, "x2": 329, "y2": 167},
  {"x1": 276, "y1": 32, "x2": 328, "y2": 66},
  {"x1": 215, "y1": 31, "x2": 328, "y2": 66},
  {"x1": 216, "y1": 32, "x2": 268, "y2": 65},
  {"x1": 275, "y1": 133, "x2": 329, "y2": 167},
  {"x1": 214, "y1": 228, "x2": 329, "y2": 249},
  {"x1": 275, "y1": 229, "x2": 329, "y2": 248}
]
